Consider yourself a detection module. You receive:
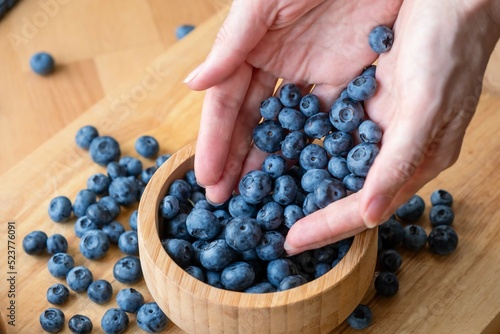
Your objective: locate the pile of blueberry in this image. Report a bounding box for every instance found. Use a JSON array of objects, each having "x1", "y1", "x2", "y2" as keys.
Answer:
[{"x1": 23, "y1": 126, "x2": 171, "y2": 333}]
